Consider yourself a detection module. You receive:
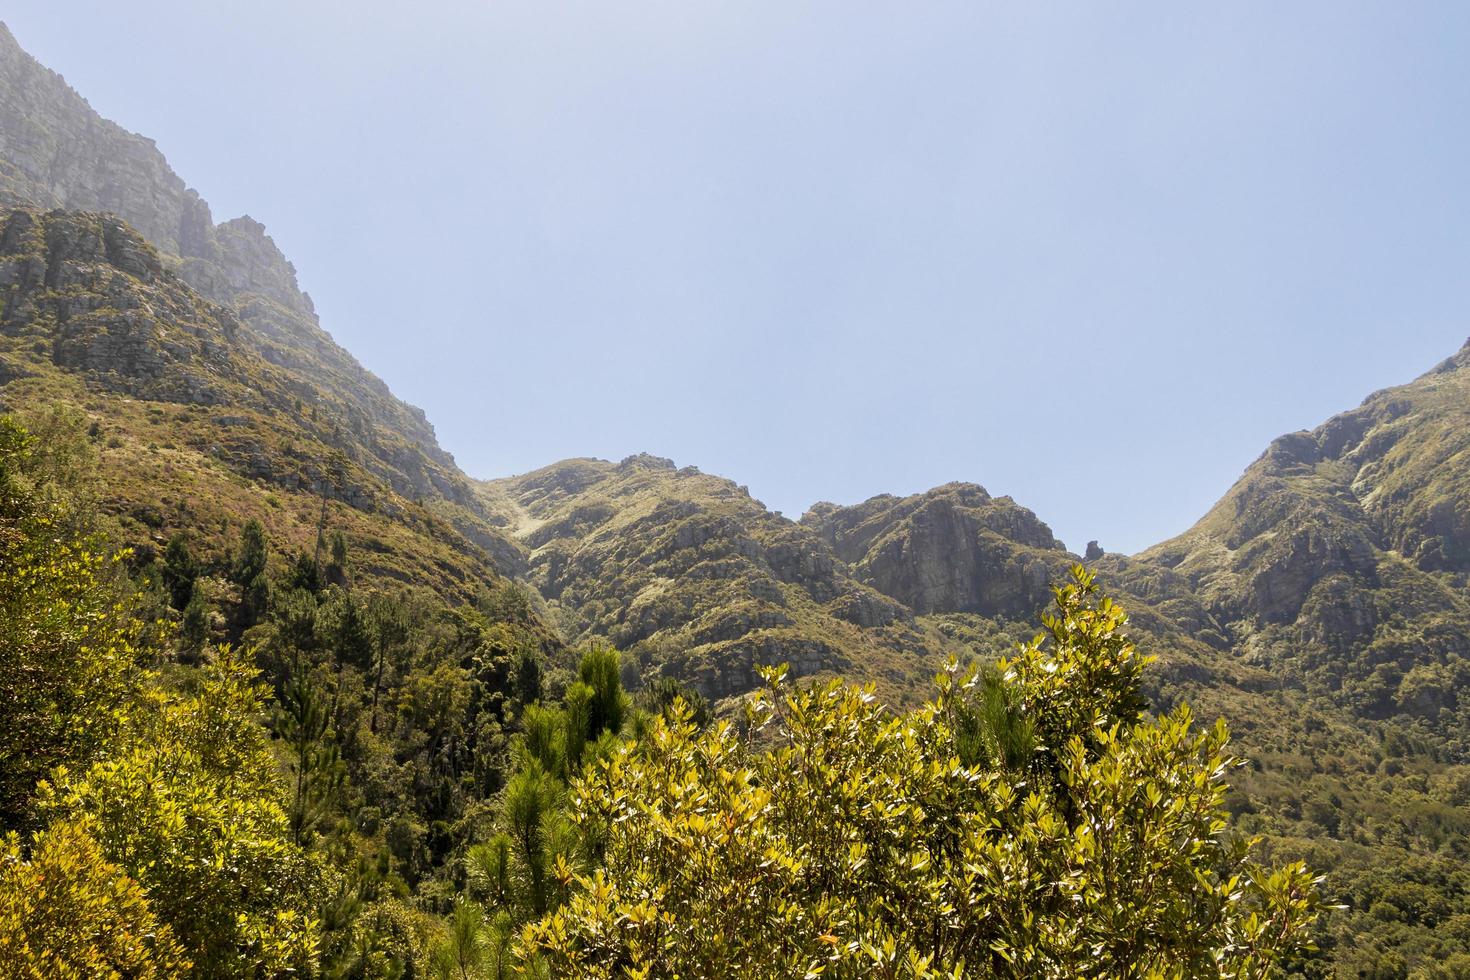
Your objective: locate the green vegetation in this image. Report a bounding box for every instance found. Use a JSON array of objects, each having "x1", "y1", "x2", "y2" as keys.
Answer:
[
  {"x1": 3, "y1": 203, "x2": 1468, "y2": 972},
  {"x1": 0, "y1": 413, "x2": 553, "y2": 976},
  {"x1": 0, "y1": 416, "x2": 145, "y2": 827},
  {"x1": 0, "y1": 406, "x2": 1330, "y2": 975},
  {"x1": 8, "y1": 23, "x2": 1470, "y2": 970},
  {"x1": 0, "y1": 116, "x2": 1465, "y2": 977},
  {"x1": 0, "y1": 820, "x2": 190, "y2": 978},
  {"x1": 524, "y1": 570, "x2": 1324, "y2": 977}
]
